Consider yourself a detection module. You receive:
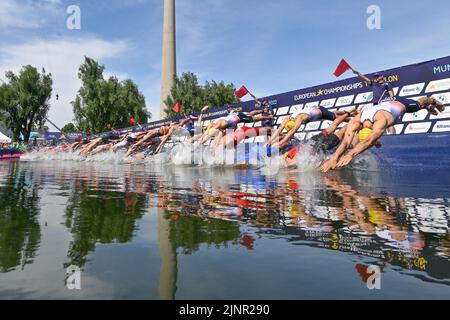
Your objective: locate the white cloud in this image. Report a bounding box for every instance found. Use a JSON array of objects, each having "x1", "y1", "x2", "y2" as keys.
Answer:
[
  {"x1": 0, "y1": 0, "x2": 62, "y2": 29},
  {"x1": 0, "y1": 36, "x2": 130, "y2": 126}
]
